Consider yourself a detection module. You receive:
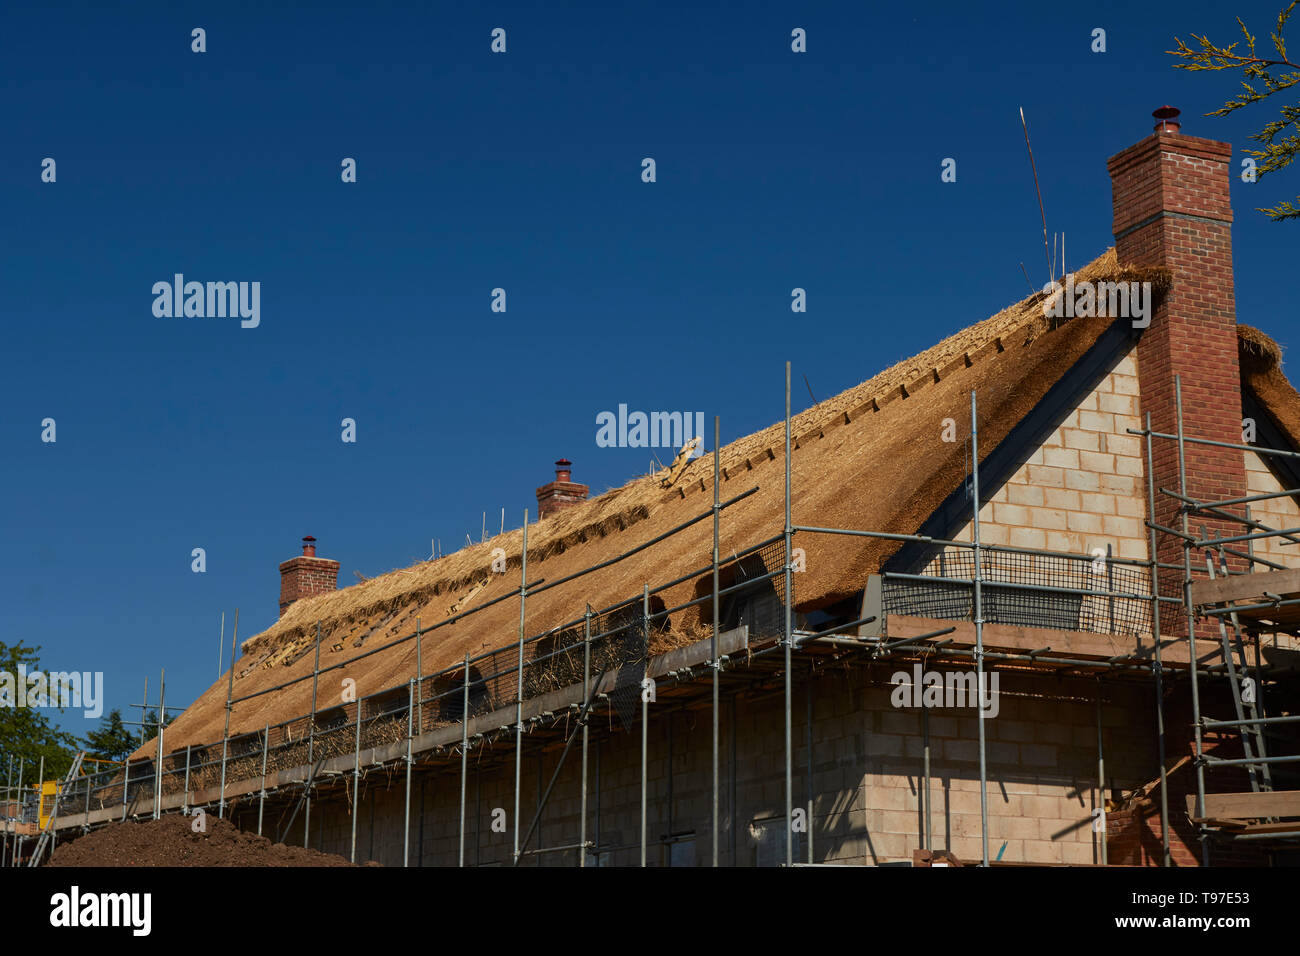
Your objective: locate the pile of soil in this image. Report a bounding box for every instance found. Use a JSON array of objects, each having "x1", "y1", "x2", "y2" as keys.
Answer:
[{"x1": 47, "y1": 813, "x2": 376, "y2": 867}]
